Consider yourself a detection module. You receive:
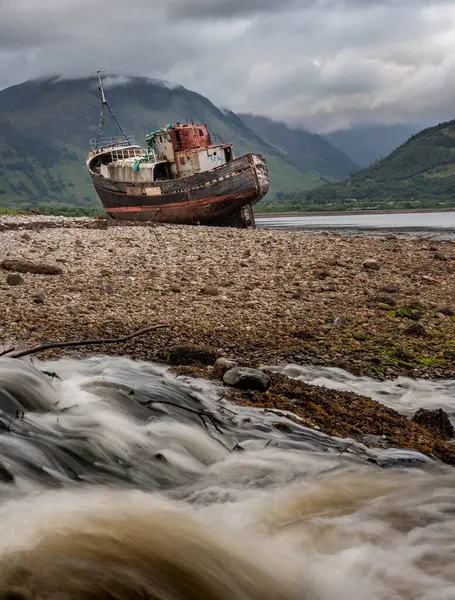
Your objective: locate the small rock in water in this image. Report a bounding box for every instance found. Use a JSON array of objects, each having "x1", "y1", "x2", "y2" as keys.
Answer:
[
  {"x1": 412, "y1": 408, "x2": 454, "y2": 439},
  {"x1": 212, "y1": 357, "x2": 238, "y2": 380},
  {"x1": 6, "y1": 273, "x2": 23, "y2": 286},
  {"x1": 223, "y1": 367, "x2": 271, "y2": 392},
  {"x1": 363, "y1": 259, "x2": 380, "y2": 271},
  {"x1": 0, "y1": 460, "x2": 14, "y2": 483}
]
